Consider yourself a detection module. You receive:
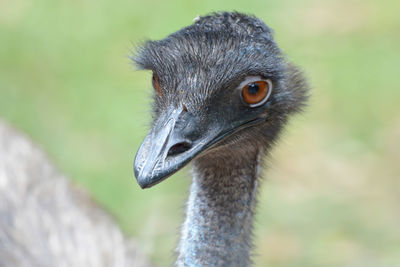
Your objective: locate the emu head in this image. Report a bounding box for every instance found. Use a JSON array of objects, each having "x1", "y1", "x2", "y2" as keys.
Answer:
[{"x1": 133, "y1": 12, "x2": 308, "y2": 188}]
